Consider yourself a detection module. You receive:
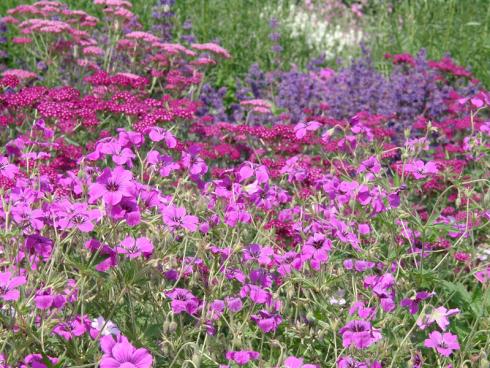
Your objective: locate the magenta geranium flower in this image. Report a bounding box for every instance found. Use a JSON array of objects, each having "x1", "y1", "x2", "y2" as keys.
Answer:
[
  {"x1": 357, "y1": 156, "x2": 381, "y2": 179},
  {"x1": 181, "y1": 151, "x2": 208, "y2": 176},
  {"x1": 284, "y1": 356, "x2": 317, "y2": 368},
  {"x1": 400, "y1": 291, "x2": 434, "y2": 315},
  {"x1": 11, "y1": 204, "x2": 44, "y2": 231},
  {"x1": 301, "y1": 233, "x2": 331, "y2": 271},
  {"x1": 55, "y1": 201, "x2": 102, "y2": 232},
  {"x1": 161, "y1": 205, "x2": 198, "y2": 232},
  {"x1": 99, "y1": 336, "x2": 153, "y2": 368},
  {"x1": 242, "y1": 243, "x2": 274, "y2": 266},
  {"x1": 99, "y1": 141, "x2": 136, "y2": 166},
  {"x1": 0, "y1": 271, "x2": 26, "y2": 302},
  {"x1": 404, "y1": 160, "x2": 439, "y2": 179},
  {"x1": 424, "y1": 331, "x2": 460, "y2": 357},
  {"x1": 34, "y1": 292, "x2": 66, "y2": 310},
  {"x1": 89, "y1": 167, "x2": 134, "y2": 206},
  {"x1": 475, "y1": 267, "x2": 490, "y2": 283},
  {"x1": 116, "y1": 236, "x2": 154, "y2": 259},
  {"x1": 251, "y1": 310, "x2": 282, "y2": 333},
  {"x1": 225, "y1": 351, "x2": 260, "y2": 366},
  {"x1": 339, "y1": 320, "x2": 382, "y2": 349},
  {"x1": 0, "y1": 156, "x2": 18, "y2": 179},
  {"x1": 294, "y1": 120, "x2": 321, "y2": 139},
  {"x1": 109, "y1": 197, "x2": 141, "y2": 227},
  {"x1": 21, "y1": 354, "x2": 59, "y2": 368},
  {"x1": 148, "y1": 127, "x2": 177, "y2": 148},
  {"x1": 166, "y1": 288, "x2": 200, "y2": 315},
  {"x1": 417, "y1": 306, "x2": 459, "y2": 330}
]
